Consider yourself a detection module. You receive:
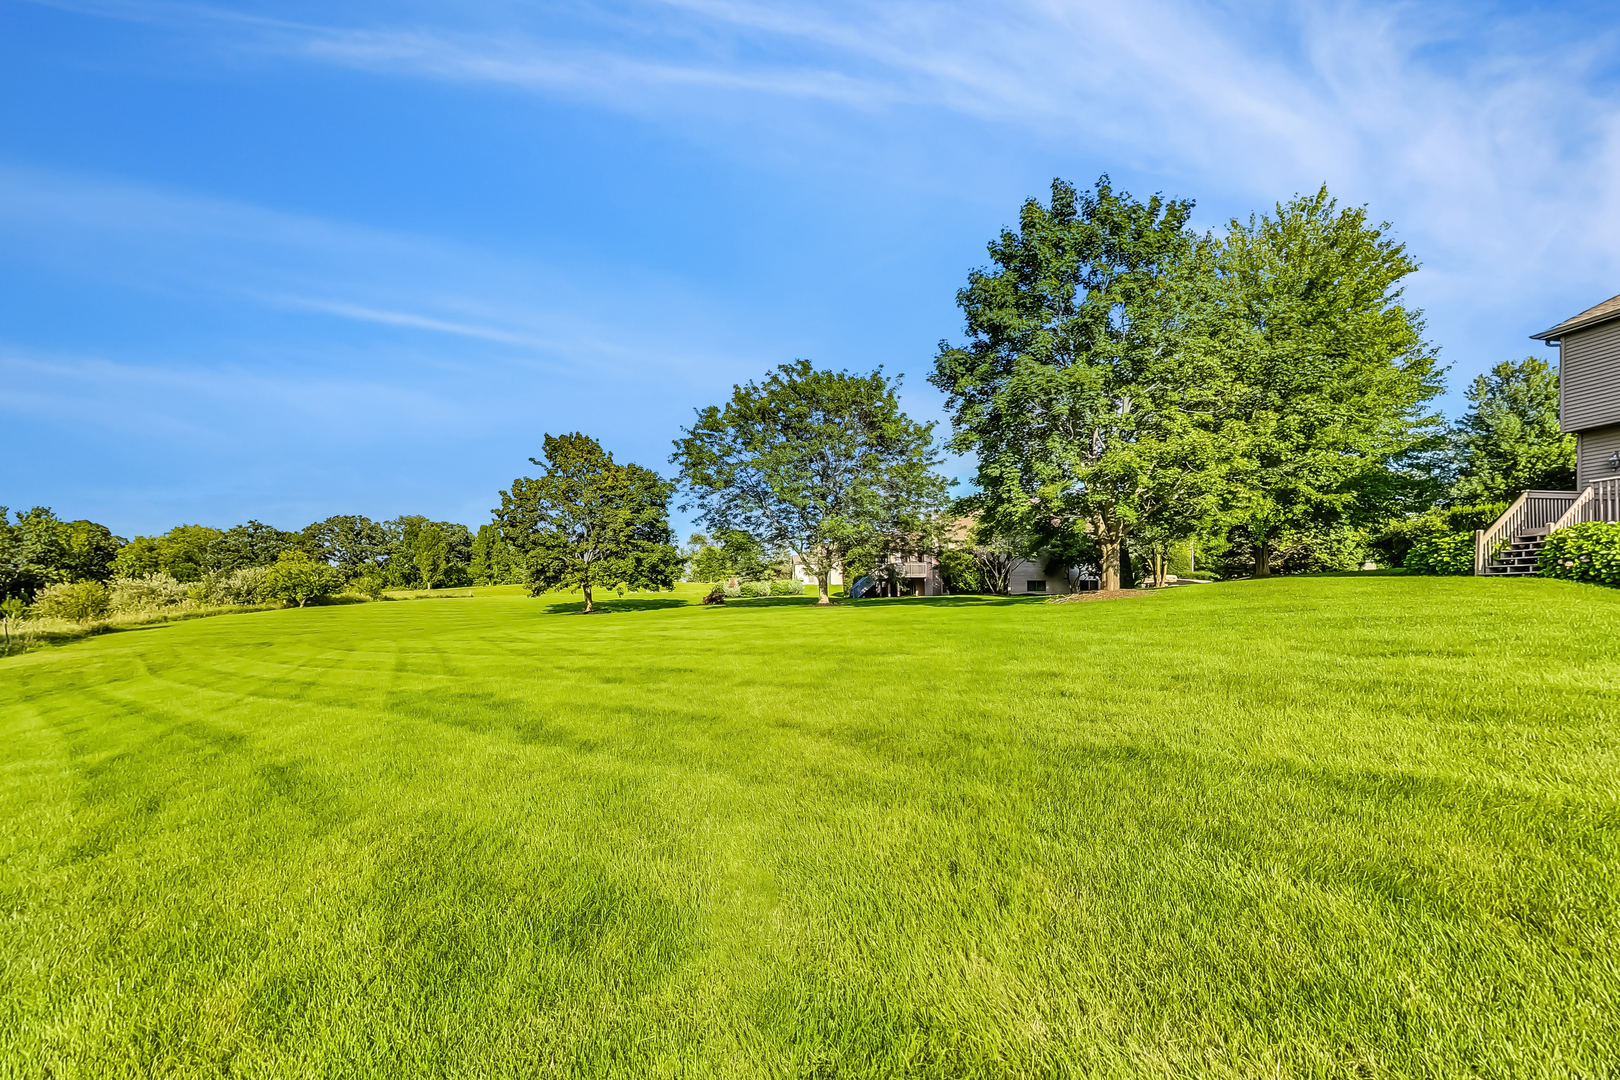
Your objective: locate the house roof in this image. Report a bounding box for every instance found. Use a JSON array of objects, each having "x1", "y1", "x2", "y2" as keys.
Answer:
[{"x1": 1531, "y1": 292, "x2": 1620, "y2": 341}]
